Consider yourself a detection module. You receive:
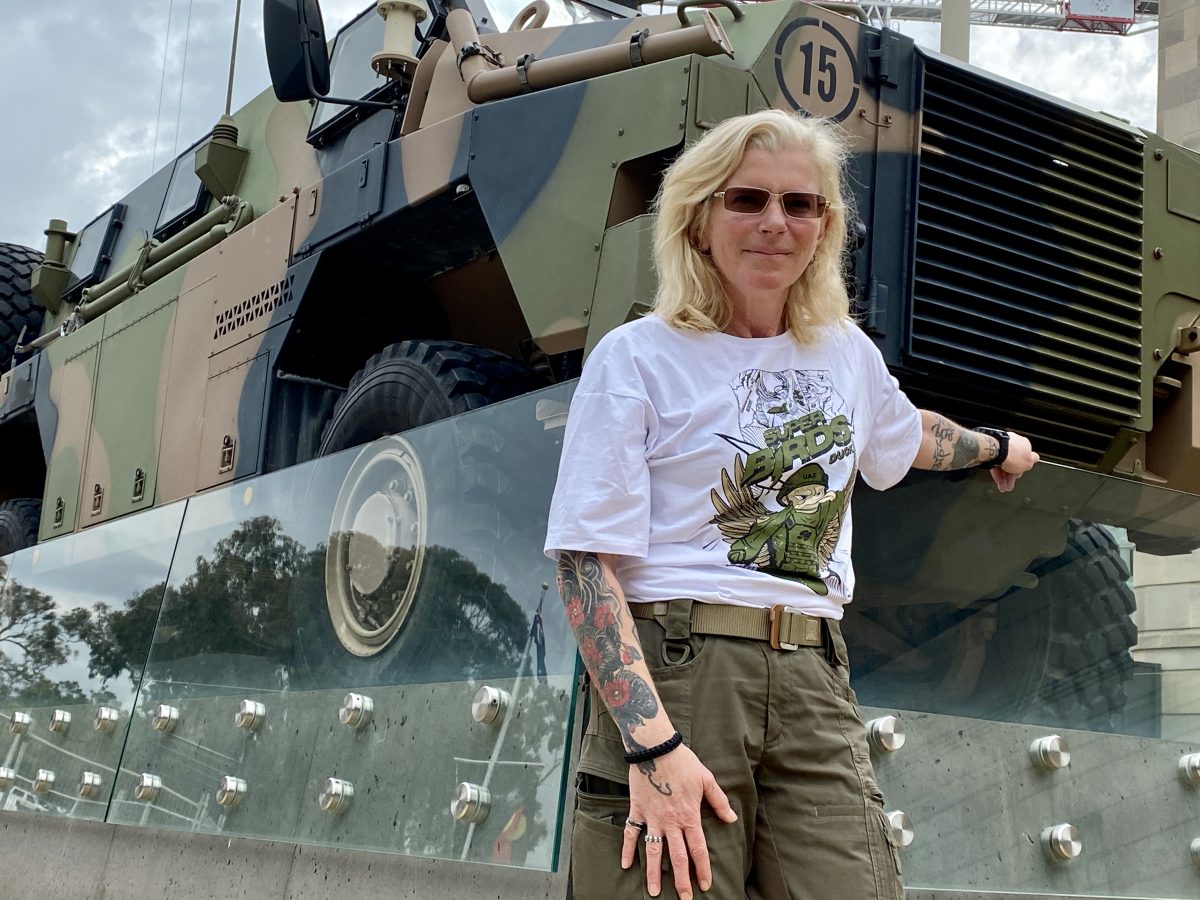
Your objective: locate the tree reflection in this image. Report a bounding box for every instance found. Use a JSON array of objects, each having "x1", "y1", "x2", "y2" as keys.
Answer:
[
  {"x1": 71, "y1": 516, "x2": 310, "y2": 689},
  {"x1": 70, "y1": 516, "x2": 540, "y2": 691},
  {"x1": 57, "y1": 515, "x2": 571, "y2": 866},
  {"x1": 0, "y1": 558, "x2": 96, "y2": 704}
]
